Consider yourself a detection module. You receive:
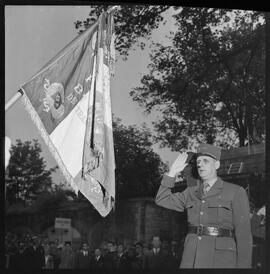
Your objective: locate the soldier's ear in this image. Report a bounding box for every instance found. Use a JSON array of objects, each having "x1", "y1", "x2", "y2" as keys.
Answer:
[{"x1": 215, "y1": 160, "x2": 220, "y2": 170}]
